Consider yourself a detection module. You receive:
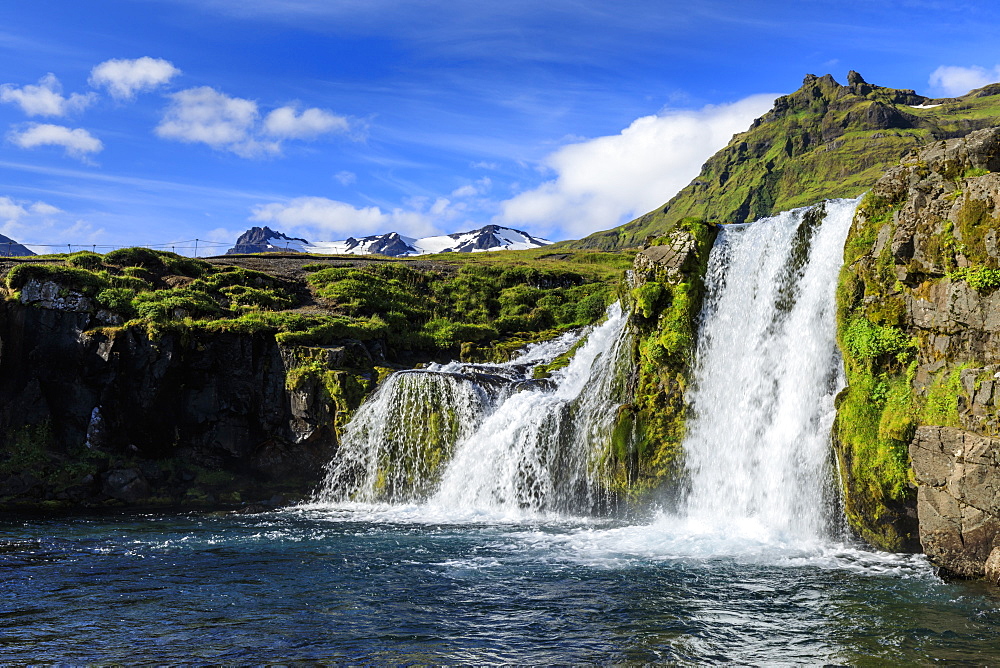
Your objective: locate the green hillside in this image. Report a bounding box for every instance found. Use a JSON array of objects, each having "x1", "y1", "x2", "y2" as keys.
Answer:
[{"x1": 565, "y1": 71, "x2": 1000, "y2": 250}]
